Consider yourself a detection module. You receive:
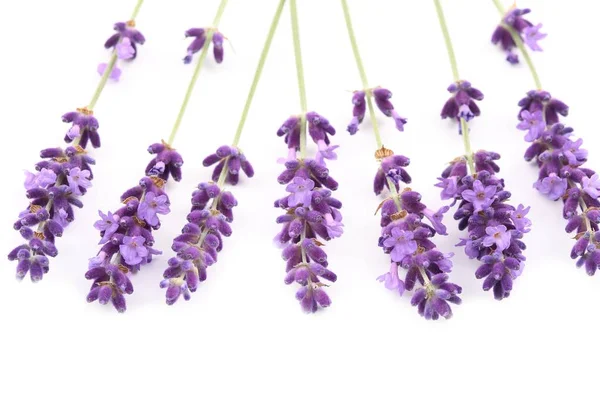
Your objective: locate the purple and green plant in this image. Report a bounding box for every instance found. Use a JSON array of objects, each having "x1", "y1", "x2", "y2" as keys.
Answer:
[
  {"x1": 433, "y1": 0, "x2": 530, "y2": 300},
  {"x1": 9, "y1": 0, "x2": 146, "y2": 283},
  {"x1": 490, "y1": 1, "x2": 600, "y2": 276}
]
